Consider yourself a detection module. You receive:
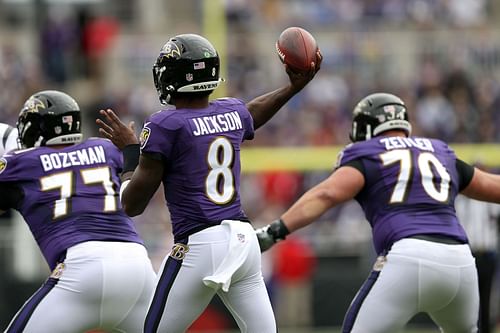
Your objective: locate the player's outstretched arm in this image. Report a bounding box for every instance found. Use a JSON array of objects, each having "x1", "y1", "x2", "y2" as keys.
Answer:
[
  {"x1": 461, "y1": 167, "x2": 500, "y2": 203},
  {"x1": 247, "y1": 50, "x2": 322, "y2": 130},
  {"x1": 257, "y1": 165, "x2": 363, "y2": 252}
]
